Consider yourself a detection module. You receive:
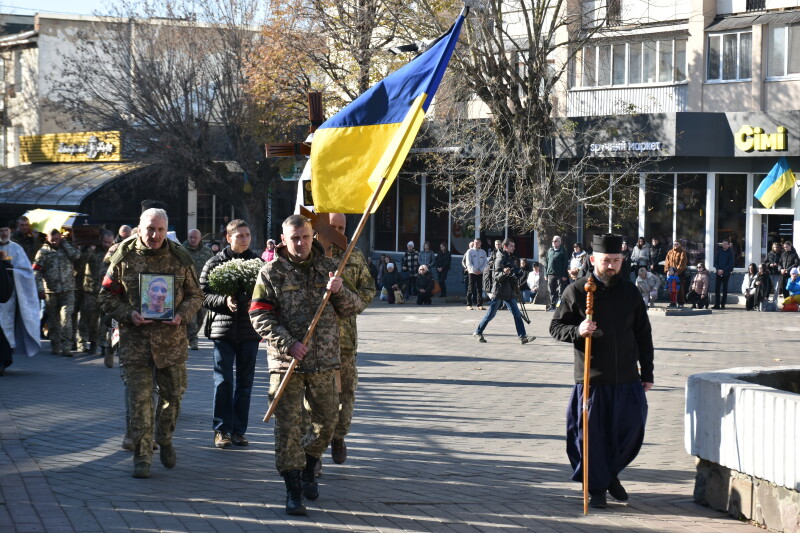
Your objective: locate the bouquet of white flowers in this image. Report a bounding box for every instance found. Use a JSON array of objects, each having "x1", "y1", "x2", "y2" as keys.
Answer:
[{"x1": 207, "y1": 258, "x2": 263, "y2": 298}]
